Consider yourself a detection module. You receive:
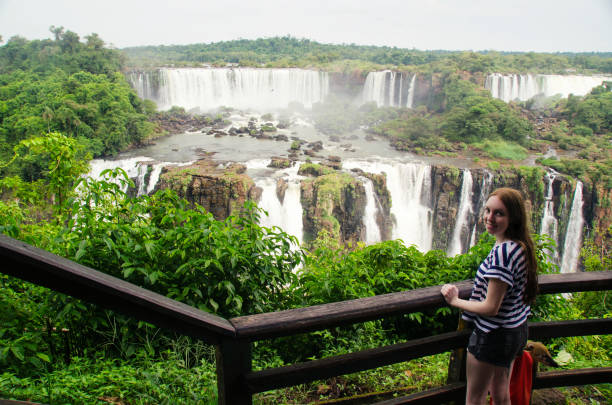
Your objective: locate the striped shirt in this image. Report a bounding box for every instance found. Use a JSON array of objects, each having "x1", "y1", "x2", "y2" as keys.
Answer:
[{"x1": 462, "y1": 240, "x2": 530, "y2": 333}]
